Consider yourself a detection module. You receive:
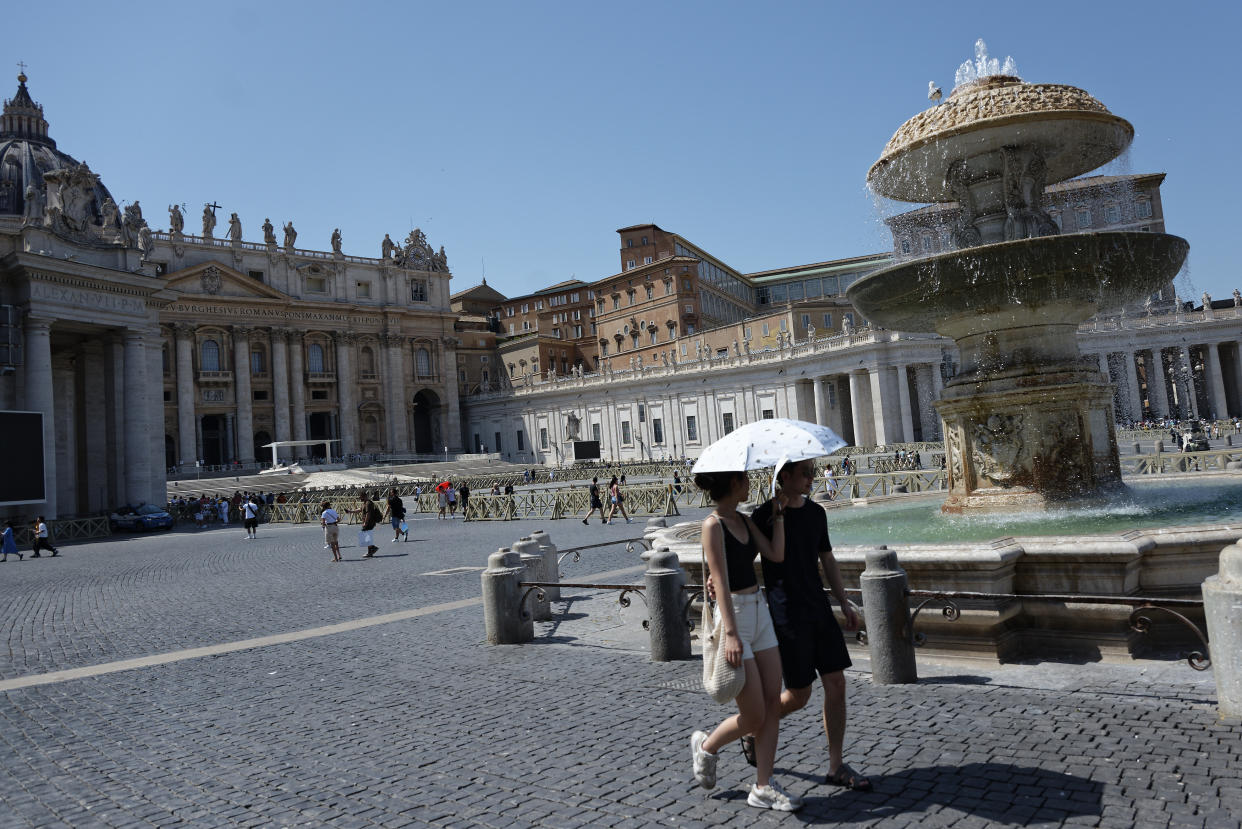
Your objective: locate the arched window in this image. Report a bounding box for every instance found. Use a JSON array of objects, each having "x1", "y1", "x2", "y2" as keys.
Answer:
[
  {"x1": 308, "y1": 343, "x2": 325, "y2": 373},
  {"x1": 251, "y1": 346, "x2": 266, "y2": 375},
  {"x1": 360, "y1": 346, "x2": 376, "y2": 375},
  {"x1": 201, "y1": 339, "x2": 220, "y2": 371},
  {"x1": 416, "y1": 347, "x2": 431, "y2": 376}
]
